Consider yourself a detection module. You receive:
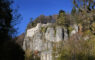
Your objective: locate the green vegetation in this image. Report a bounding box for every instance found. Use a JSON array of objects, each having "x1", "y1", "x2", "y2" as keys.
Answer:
[
  {"x1": 55, "y1": 35, "x2": 95, "y2": 60},
  {"x1": 68, "y1": 26, "x2": 74, "y2": 34},
  {"x1": 25, "y1": 49, "x2": 32, "y2": 60},
  {"x1": 52, "y1": 0, "x2": 95, "y2": 60},
  {"x1": 41, "y1": 27, "x2": 47, "y2": 33},
  {"x1": 26, "y1": 0, "x2": 95, "y2": 60},
  {"x1": 0, "y1": 0, "x2": 24, "y2": 60},
  {"x1": 25, "y1": 49, "x2": 40, "y2": 60},
  {"x1": 56, "y1": 10, "x2": 66, "y2": 26}
]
